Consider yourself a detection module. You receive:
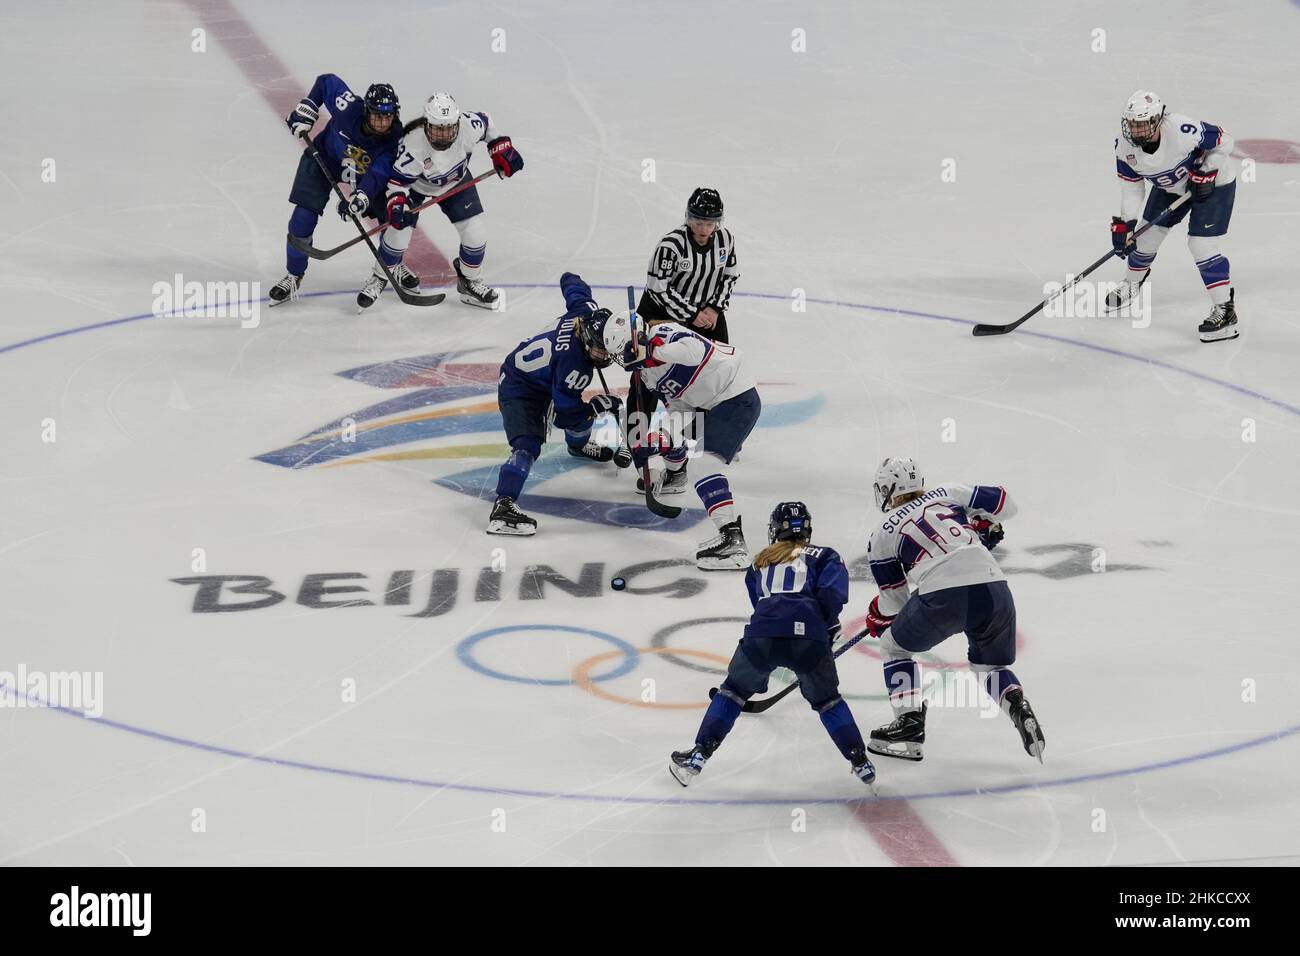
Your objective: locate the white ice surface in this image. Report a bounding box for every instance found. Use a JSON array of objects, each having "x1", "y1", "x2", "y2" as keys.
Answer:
[{"x1": 1, "y1": 0, "x2": 1298, "y2": 866}]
